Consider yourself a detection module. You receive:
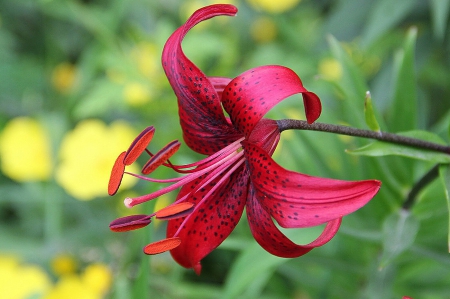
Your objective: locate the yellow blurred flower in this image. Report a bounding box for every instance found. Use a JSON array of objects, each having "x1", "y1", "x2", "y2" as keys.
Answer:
[
  {"x1": 44, "y1": 275, "x2": 97, "y2": 299},
  {"x1": 318, "y1": 57, "x2": 343, "y2": 81},
  {"x1": 81, "y1": 263, "x2": 112, "y2": 296},
  {"x1": 250, "y1": 16, "x2": 277, "y2": 43},
  {"x1": 51, "y1": 254, "x2": 78, "y2": 276},
  {"x1": 51, "y1": 62, "x2": 78, "y2": 93},
  {"x1": 0, "y1": 117, "x2": 53, "y2": 182},
  {"x1": 0, "y1": 255, "x2": 52, "y2": 299},
  {"x1": 123, "y1": 82, "x2": 151, "y2": 106},
  {"x1": 56, "y1": 119, "x2": 139, "y2": 200},
  {"x1": 247, "y1": 0, "x2": 301, "y2": 14}
]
